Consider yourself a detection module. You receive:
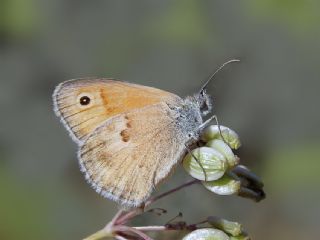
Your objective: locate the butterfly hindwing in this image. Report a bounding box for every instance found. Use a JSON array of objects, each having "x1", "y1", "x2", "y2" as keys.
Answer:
[{"x1": 78, "y1": 103, "x2": 187, "y2": 207}]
